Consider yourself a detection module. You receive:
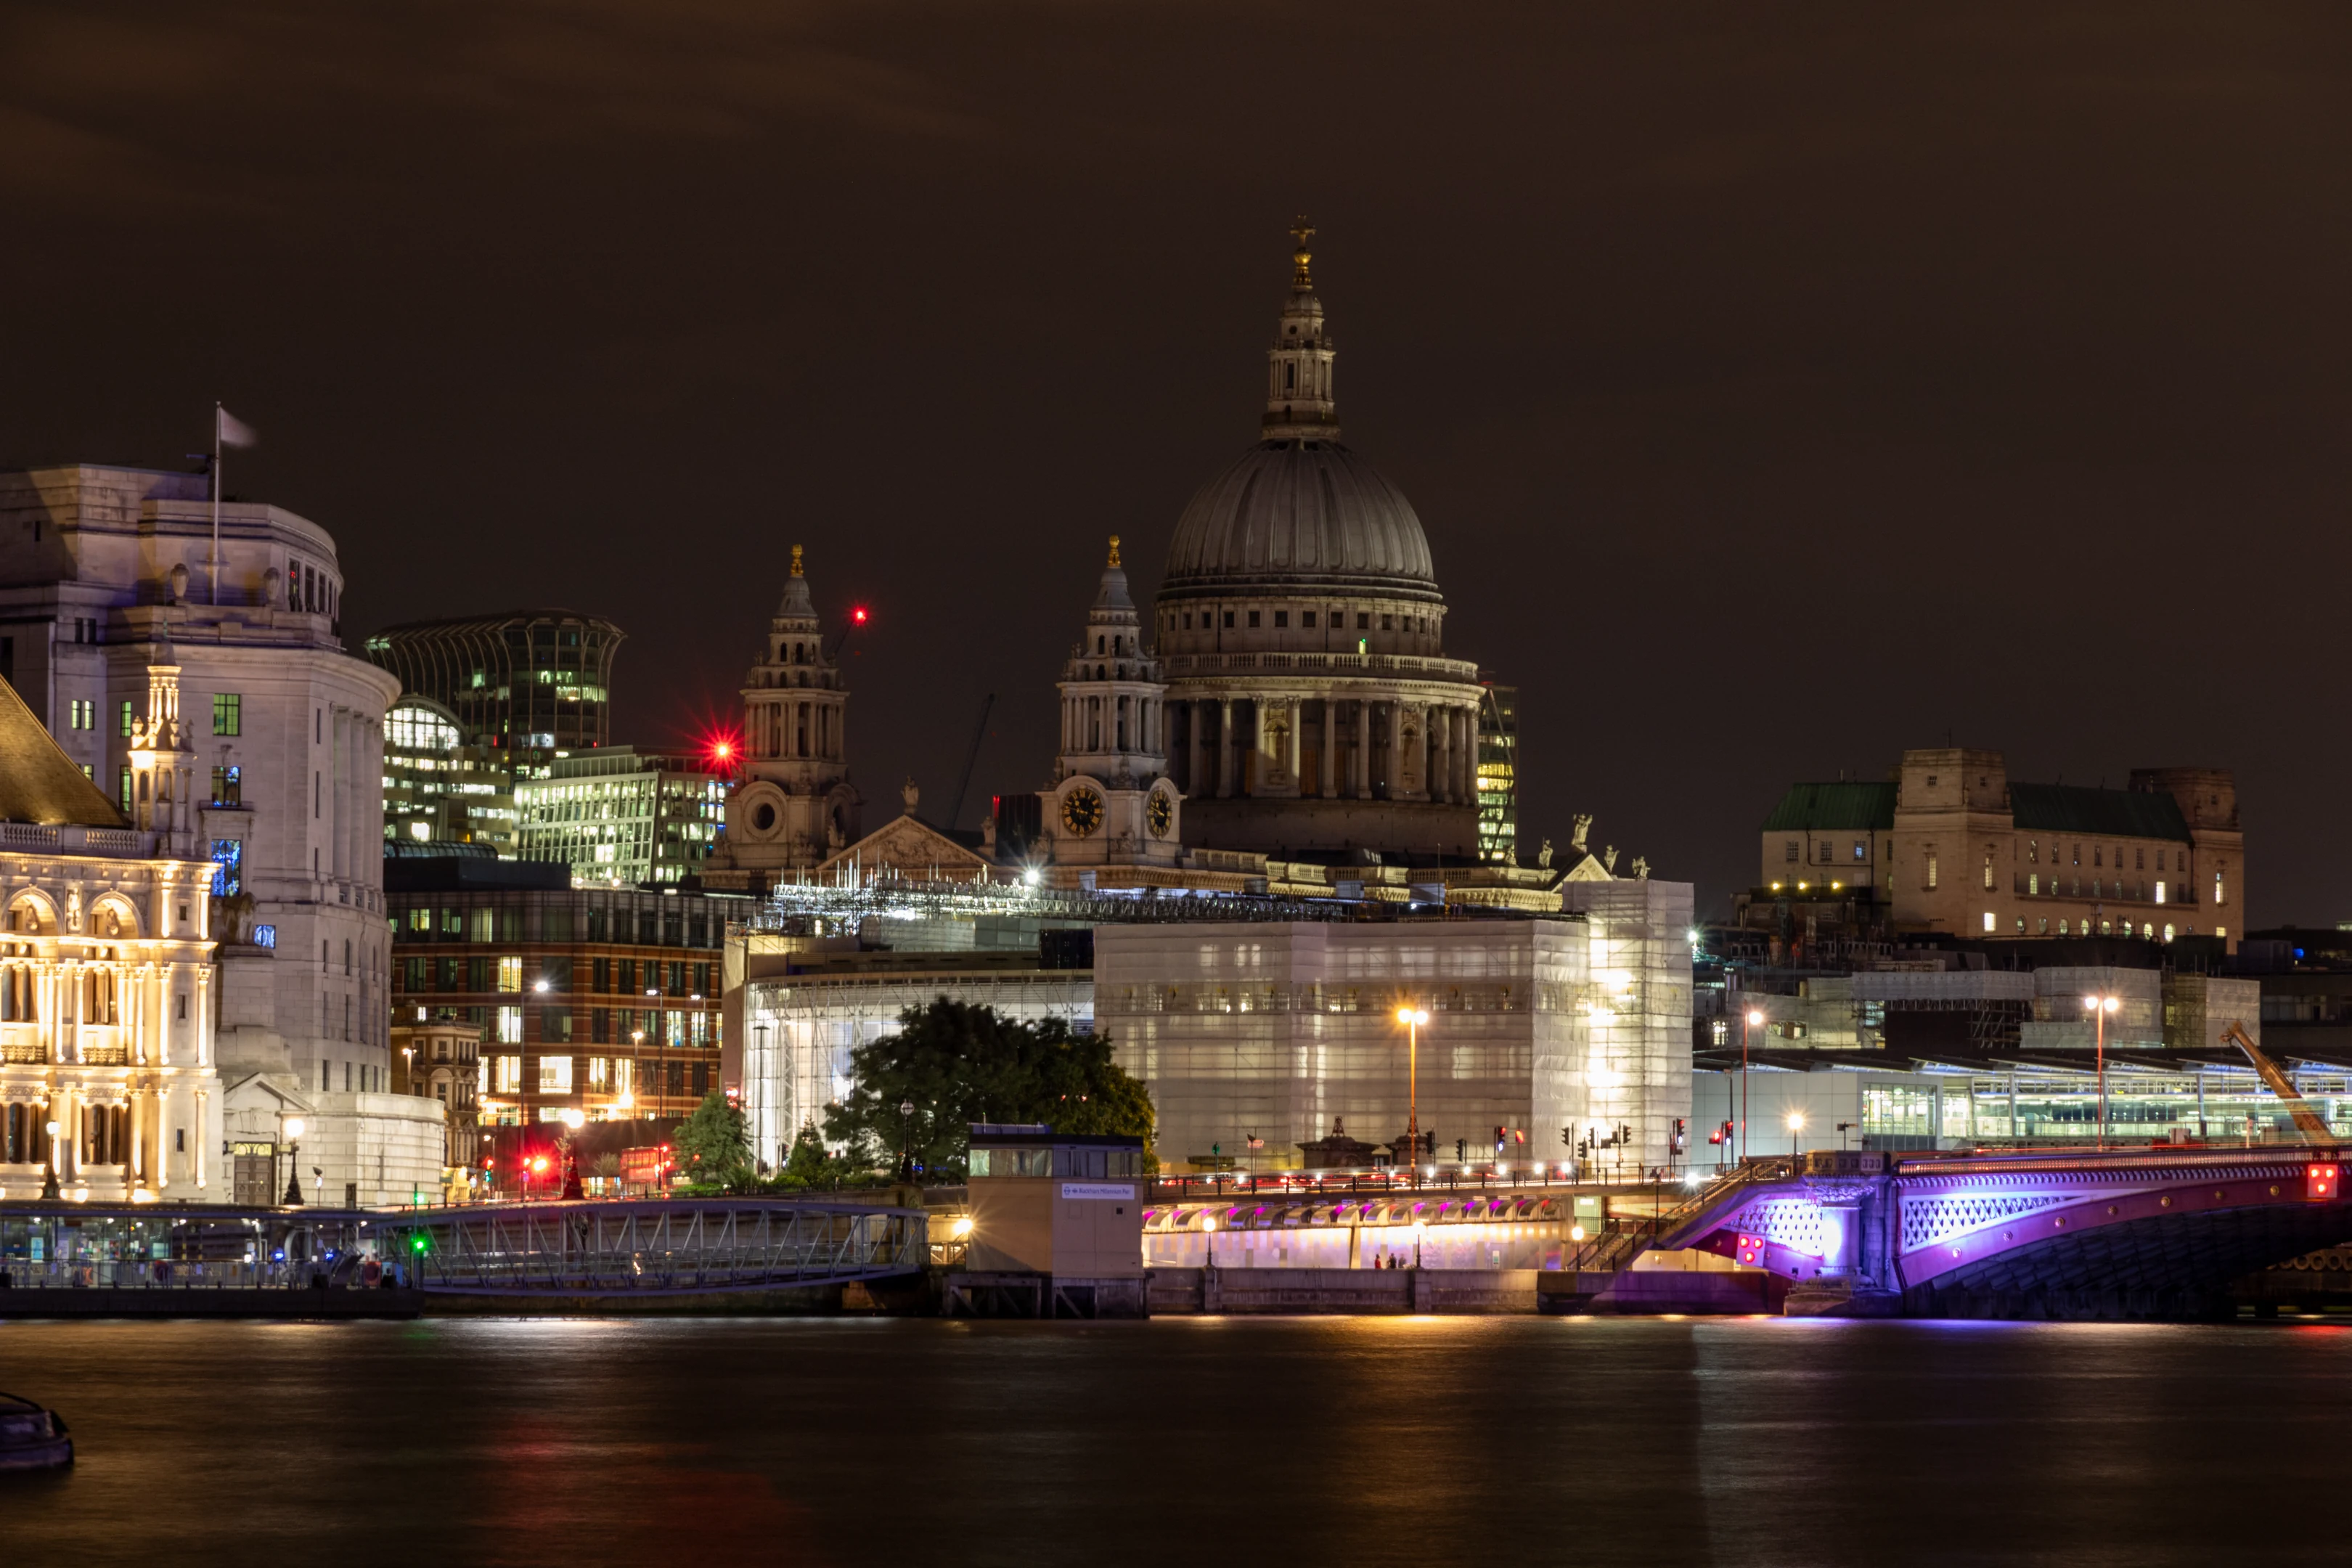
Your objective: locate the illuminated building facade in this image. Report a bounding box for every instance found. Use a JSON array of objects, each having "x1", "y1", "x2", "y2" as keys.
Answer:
[
  {"x1": 1476, "y1": 682, "x2": 1518, "y2": 865},
  {"x1": 1752, "y1": 748, "x2": 2245, "y2": 951},
  {"x1": 0, "y1": 667, "x2": 221, "y2": 1201},
  {"x1": 382, "y1": 696, "x2": 515, "y2": 854},
  {"x1": 1093, "y1": 878, "x2": 1693, "y2": 1174},
  {"x1": 389, "y1": 1015, "x2": 483, "y2": 1172},
  {"x1": 0, "y1": 463, "x2": 430, "y2": 1207},
  {"x1": 516, "y1": 747, "x2": 727, "y2": 888},
  {"x1": 387, "y1": 859, "x2": 747, "y2": 1127},
  {"x1": 363, "y1": 610, "x2": 622, "y2": 780}
]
